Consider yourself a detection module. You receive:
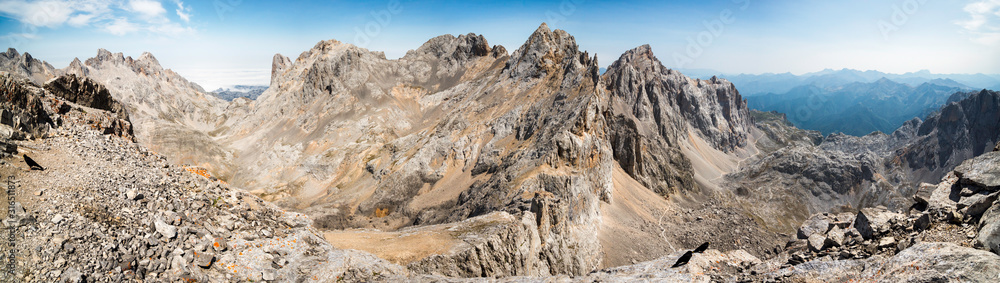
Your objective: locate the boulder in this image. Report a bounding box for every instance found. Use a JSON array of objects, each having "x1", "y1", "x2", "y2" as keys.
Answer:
[
  {"x1": 879, "y1": 242, "x2": 1000, "y2": 281},
  {"x1": 912, "y1": 183, "x2": 936, "y2": 206},
  {"x1": 853, "y1": 207, "x2": 903, "y2": 240},
  {"x1": 808, "y1": 233, "x2": 828, "y2": 252},
  {"x1": 913, "y1": 213, "x2": 930, "y2": 231},
  {"x1": 954, "y1": 152, "x2": 1000, "y2": 188},
  {"x1": 926, "y1": 175, "x2": 960, "y2": 213},
  {"x1": 826, "y1": 226, "x2": 845, "y2": 247},
  {"x1": 797, "y1": 214, "x2": 832, "y2": 239},
  {"x1": 977, "y1": 203, "x2": 1000, "y2": 254},
  {"x1": 192, "y1": 251, "x2": 214, "y2": 268},
  {"x1": 958, "y1": 191, "x2": 999, "y2": 219}
]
